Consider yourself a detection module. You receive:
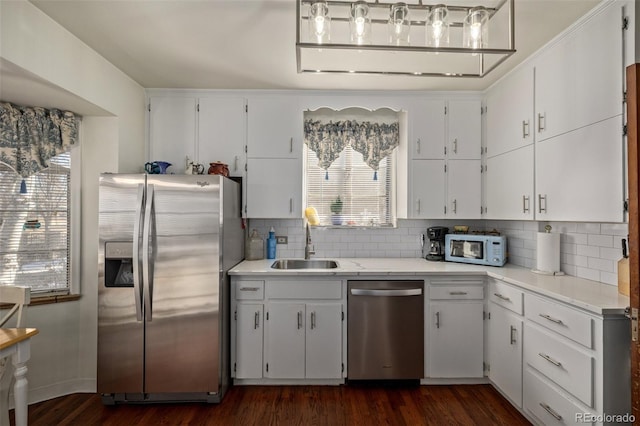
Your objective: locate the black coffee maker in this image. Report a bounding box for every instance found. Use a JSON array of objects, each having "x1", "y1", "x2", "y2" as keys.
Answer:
[{"x1": 425, "y1": 226, "x2": 449, "y2": 261}]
